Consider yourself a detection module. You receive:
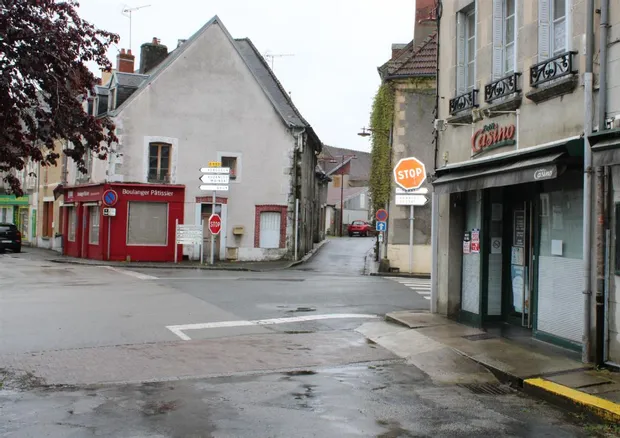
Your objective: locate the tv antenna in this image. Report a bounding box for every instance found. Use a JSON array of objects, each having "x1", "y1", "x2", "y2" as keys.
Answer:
[
  {"x1": 263, "y1": 51, "x2": 295, "y2": 71},
  {"x1": 121, "y1": 4, "x2": 151, "y2": 52}
]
